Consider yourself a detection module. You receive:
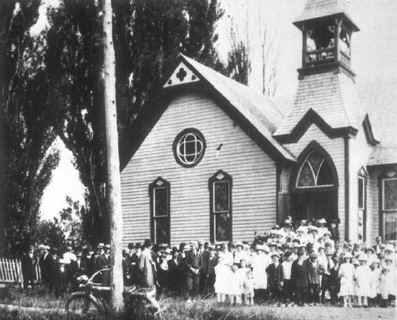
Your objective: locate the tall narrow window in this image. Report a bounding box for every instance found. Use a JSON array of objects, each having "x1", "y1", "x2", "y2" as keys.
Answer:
[
  {"x1": 209, "y1": 171, "x2": 232, "y2": 243},
  {"x1": 149, "y1": 178, "x2": 170, "y2": 244},
  {"x1": 382, "y1": 176, "x2": 397, "y2": 241},
  {"x1": 357, "y1": 168, "x2": 367, "y2": 242}
]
